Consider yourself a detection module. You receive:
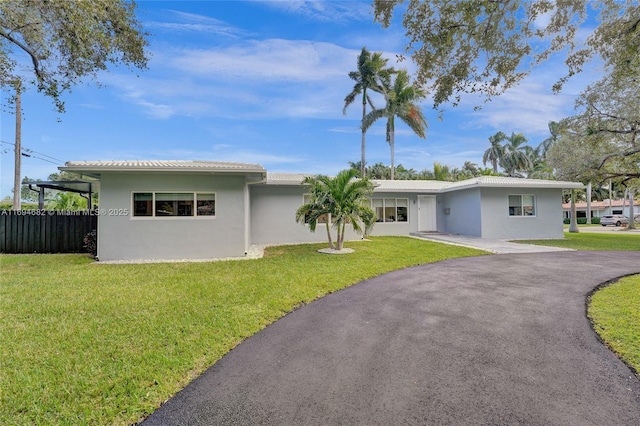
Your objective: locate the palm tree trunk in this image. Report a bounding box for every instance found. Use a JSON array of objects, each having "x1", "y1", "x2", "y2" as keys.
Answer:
[
  {"x1": 390, "y1": 129, "x2": 395, "y2": 180},
  {"x1": 568, "y1": 190, "x2": 579, "y2": 233},
  {"x1": 361, "y1": 95, "x2": 367, "y2": 178},
  {"x1": 325, "y1": 213, "x2": 335, "y2": 249},
  {"x1": 336, "y1": 221, "x2": 345, "y2": 250}
]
